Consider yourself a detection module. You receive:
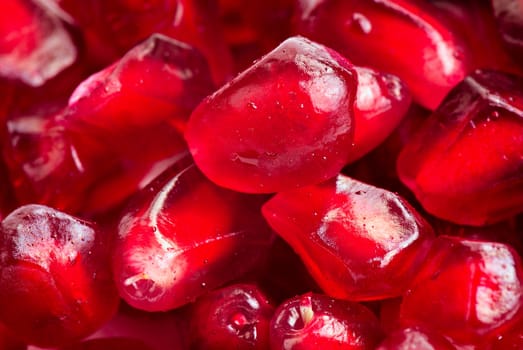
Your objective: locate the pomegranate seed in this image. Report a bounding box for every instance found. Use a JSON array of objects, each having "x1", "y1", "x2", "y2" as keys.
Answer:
[
  {"x1": 293, "y1": 0, "x2": 471, "y2": 110},
  {"x1": 400, "y1": 235, "x2": 523, "y2": 346},
  {"x1": 189, "y1": 283, "x2": 274, "y2": 349},
  {"x1": 0, "y1": 204, "x2": 119, "y2": 347},
  {"x1": 270, "y1": 292, "x2": 384, "y2": 349},
  {"x1": 397, "y1": 70, "x2": 523, "y2": 226},
  {"x1": 0, "y1": 0, "x2": 77, "y2": 86},
  {"x1": 263, "y1": 174, "x2": 434, "y2": 301},
  {"x1": 348, "y1": 66, "x2": 411, "y2": 163},
  {"x1": 112, "y1": 161, "x2": 274, "y2": 311},
  {"x1": 4, "y1": 34, "x2": 212, "y2": 216},
  {"x1": 376, "y1": 327, "x2": 455, "y2": 350},
  {"x1": 186, "y1": 36, "x2": 358, "y2": 193}
]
